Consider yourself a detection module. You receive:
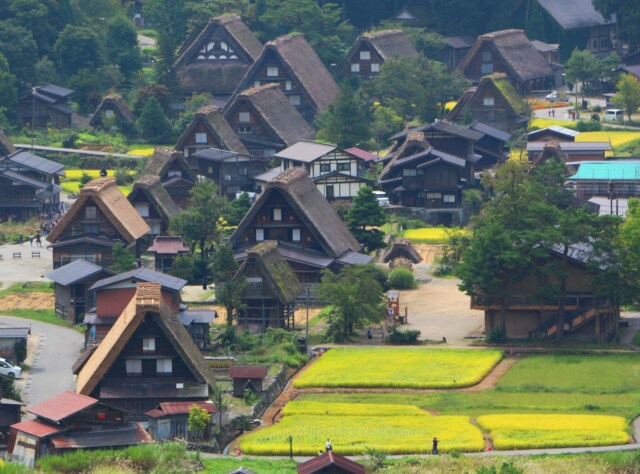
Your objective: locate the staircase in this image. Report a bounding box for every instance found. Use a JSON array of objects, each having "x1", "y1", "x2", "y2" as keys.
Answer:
[{"x1": 531, "y1": 306, "x2": 601, "y2": 339}]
